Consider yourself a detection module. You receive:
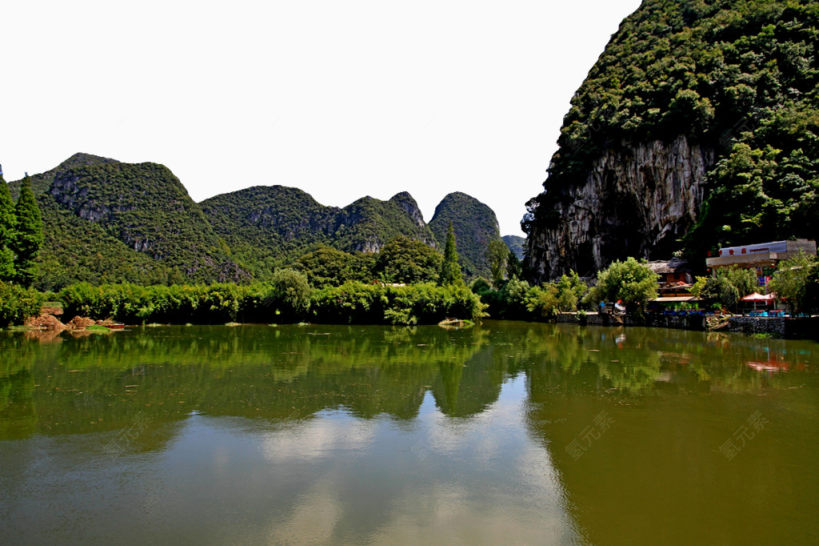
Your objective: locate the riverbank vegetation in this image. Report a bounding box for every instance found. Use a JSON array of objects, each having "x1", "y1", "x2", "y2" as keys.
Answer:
[
  {"x1": 768, "y1": 252, "x2": 819, "y2": 314},
  {"x1": 0, "y1": 282, "x2": 46, "y2": 326},
  {"x1": 690, "y1": 253, "x2": 819, "y2": 314},
  {"x1": 4, "y1": 243, "x2": 818, "y2": 329},
  {"x1": 52, "y1": 275, "x2": 484, "y2": 327},
  {"x1": 474, "y1": 258, "x2": 658, "y2": 320}
]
